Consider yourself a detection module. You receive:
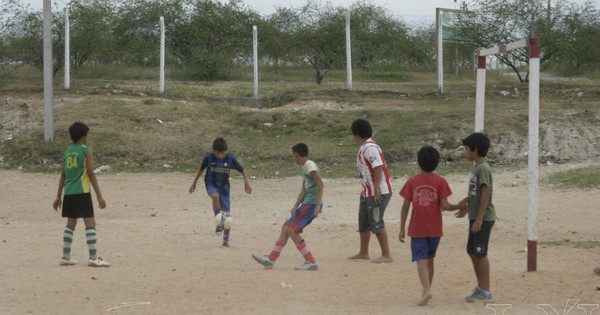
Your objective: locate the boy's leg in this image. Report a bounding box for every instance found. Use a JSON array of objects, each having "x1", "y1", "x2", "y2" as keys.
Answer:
[
  {"x1": 470, "y1": 255, "x2": 490, "y2": 292},
  {"x1": 61, "y1": 218, "x2": 77, "y2": 263},
  {"x1": 289, "y1": 232, "x2": 315, "y2": 263},
  {"x1": 268, "y1": 225, "x2": 290, "y2": 261},
  {"x1": 370, "y1": 194, "x2": 392, "y2": 263},
  {"x1": 416, "y1": 259, "x2": 433, "y2": 306},
  {"x1": 83, "y1": 217, "x2": 97, "y2": 260},
  {"x1": 428, "y1": 258, "x2": 435, "y2": 286},
  {"x1": 349, "y1": 198, "x2": 370, "y2": 259}
]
